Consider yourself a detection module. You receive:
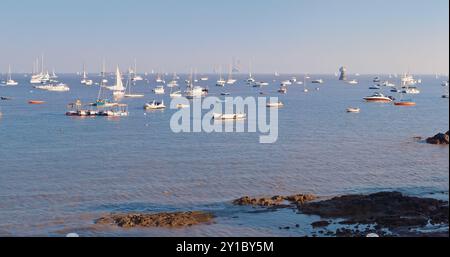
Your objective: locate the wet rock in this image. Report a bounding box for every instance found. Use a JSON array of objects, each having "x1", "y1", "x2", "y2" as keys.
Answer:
[
  {"x1": 299, "y1": 192, "x2": 449, "y2": 234},
  {"x1": 285, "y1": 194, "x2": 317, "y2": 205},
  {"x1": 233, "y1": 194, "x2": 317, "y2": 207},
  {"x1": 233, "y1": 196, "x2": 285, "y2": 207},
  {"x1": 311, "y1": 220, "x2": 330, "y2": 228},
  {"x1": 95, "y1": 211, "x2": 215, "y2": 228},
  {"x1": 426, "y1": 131, "x2": 449, "y2": 145}
]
